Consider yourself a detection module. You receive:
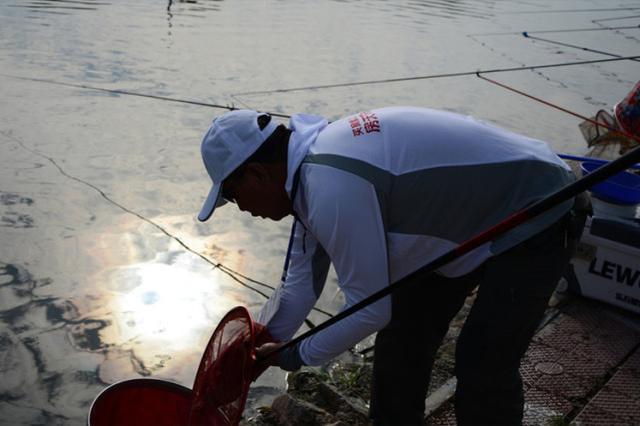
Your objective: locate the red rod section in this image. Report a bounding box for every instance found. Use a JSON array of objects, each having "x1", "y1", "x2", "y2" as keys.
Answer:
[
  {"x1": 454, "y1": 210, "x2": 532, "y2": 256},
  {"x1": 475, "y1": 73, "x2": 640, "y2": 144}
]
